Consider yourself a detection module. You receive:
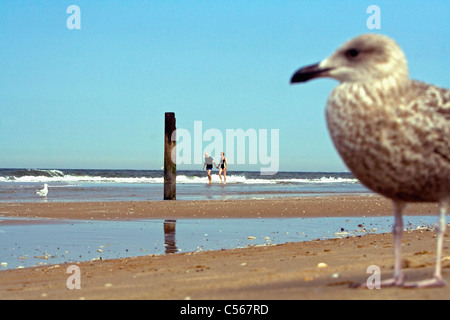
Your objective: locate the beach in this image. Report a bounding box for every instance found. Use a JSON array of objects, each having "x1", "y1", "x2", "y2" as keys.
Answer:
[
  {"x1": 1, "y1": 195, "x2": 449, "y2": 300},
  {"x1": 2, "y1": 0, "x2": 449, "y2": 304}
]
